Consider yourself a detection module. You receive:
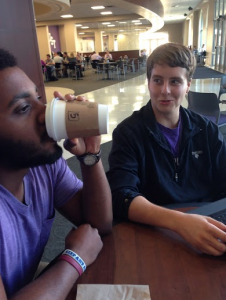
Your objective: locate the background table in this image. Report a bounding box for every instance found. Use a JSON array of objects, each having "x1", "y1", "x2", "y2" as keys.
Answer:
[
  {"x1": 97, "y1": 62, "x2": 116, "y2": 80},
  {"x1": 67, "y1": 217, "x2": 226, "y2": 300}
]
